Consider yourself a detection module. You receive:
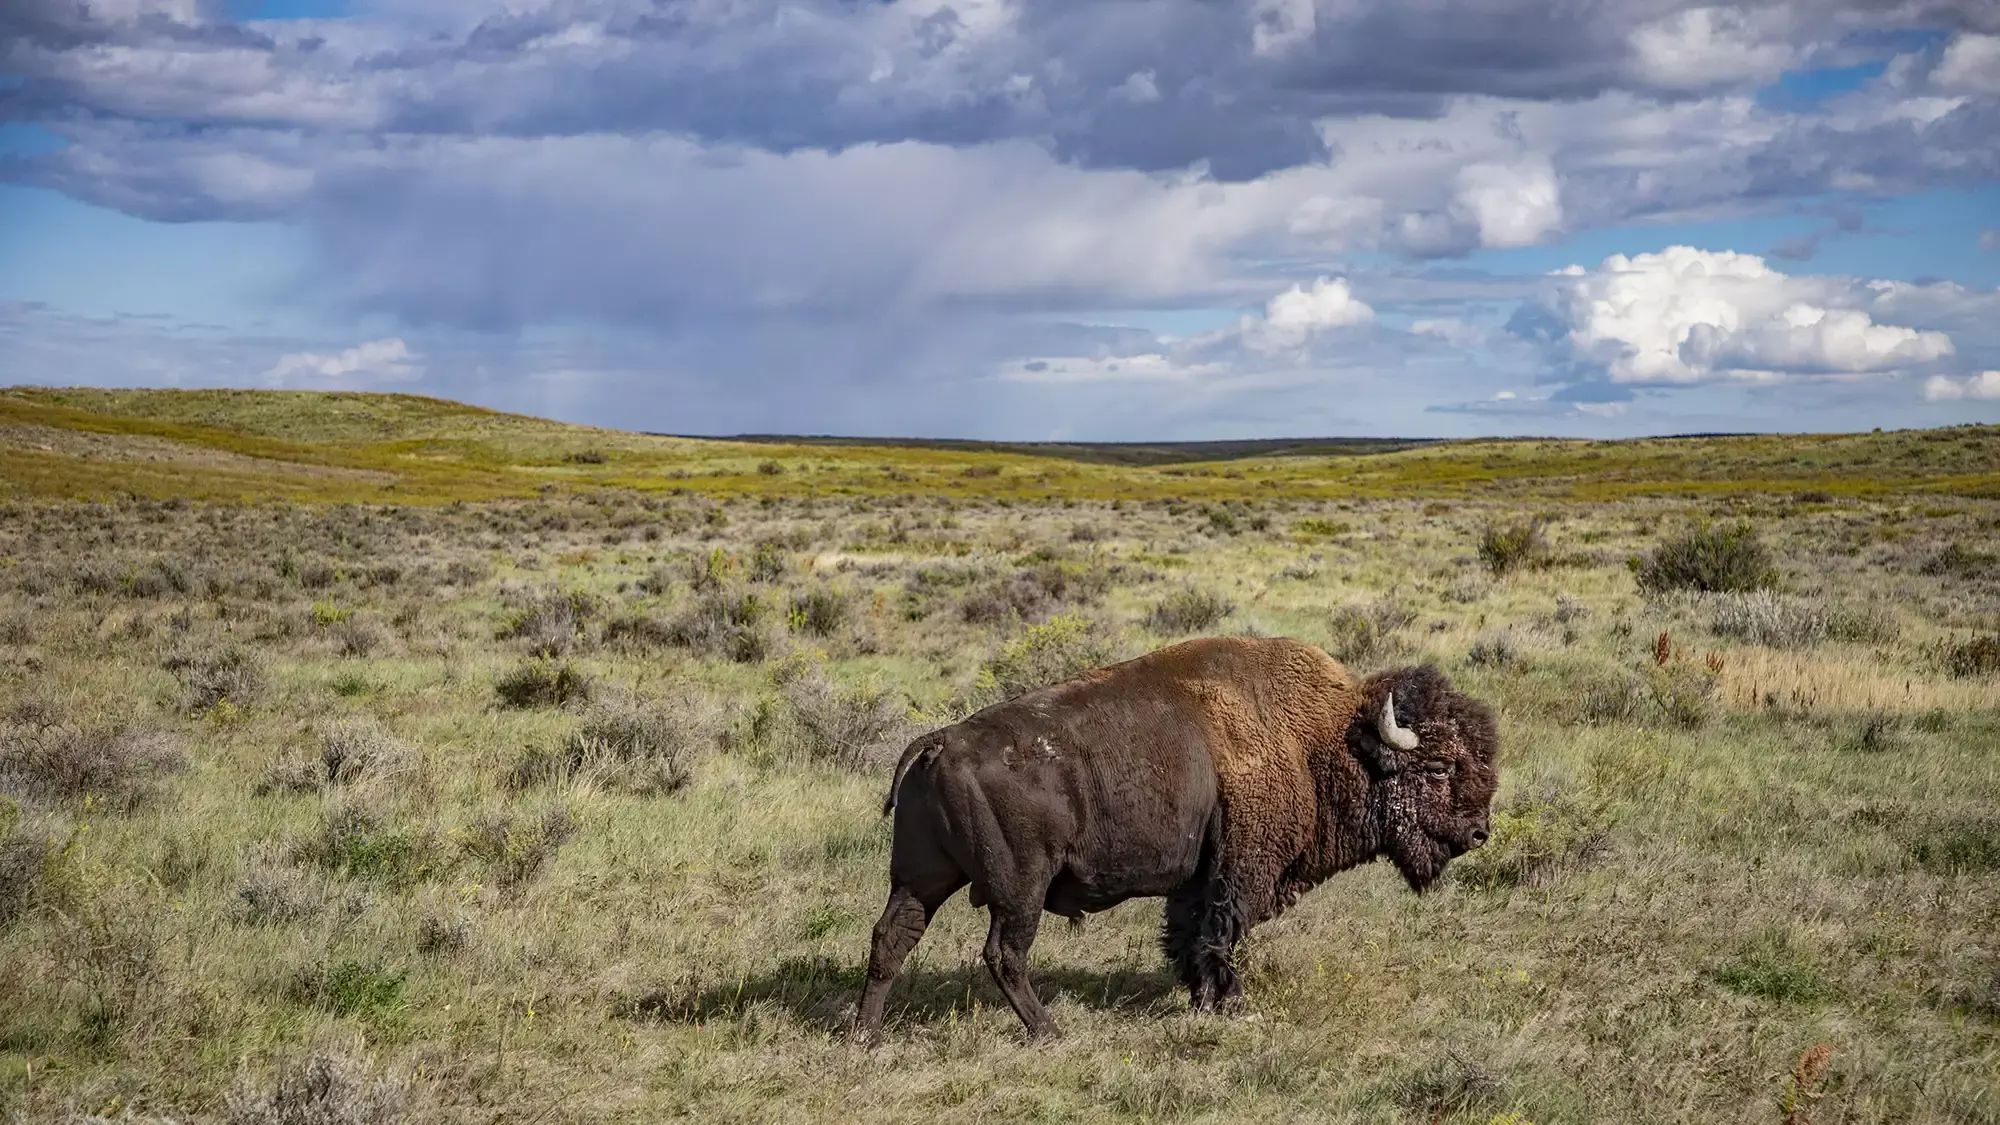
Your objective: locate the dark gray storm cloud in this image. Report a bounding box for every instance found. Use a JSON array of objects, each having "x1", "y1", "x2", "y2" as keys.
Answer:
[{"x1": 3, "y1": 0, "x2": 1998, "y2": 436}]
